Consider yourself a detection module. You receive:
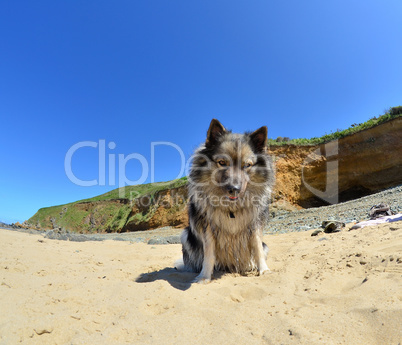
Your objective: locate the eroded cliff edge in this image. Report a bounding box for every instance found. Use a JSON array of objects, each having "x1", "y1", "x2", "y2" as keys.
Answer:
[{"x1": 272, "y1": 117, "x2": 402, "y2": 207}]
